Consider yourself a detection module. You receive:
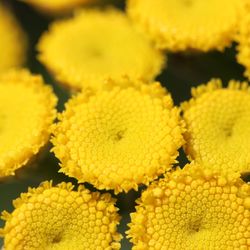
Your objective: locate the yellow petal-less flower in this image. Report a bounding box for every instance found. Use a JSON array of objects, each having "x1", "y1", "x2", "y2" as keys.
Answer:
[
  {"x1": 127, "y1": 0, "x2": 243, "y2": 52},
  {"x1": 0, "y1": 69, "x2": 57, "y2": 177},
  {"x1": 51, "y1": 78, "x2": 185, "y2": 193},
  {"x1": 20, "y1": 0, "x2": 96, "y2": 15},
  {"x1": 0, "y1": 181, "x2": 121, "y2": 250},
  {"x1": 127, "y1": 163, "x2": 250, "y2": 250},
  {"x1": 0, "y1": 3, "x2": 27, "y2": 71},
  {"x1": 37, "y1": 8, "x2": 165, "y2": 91},
  {"x1": 236, "y1": 4, "x2": 250, "y2": 80},
  {"x1": 182, "y1": 79, "x2": 250, "y2": 175}
]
